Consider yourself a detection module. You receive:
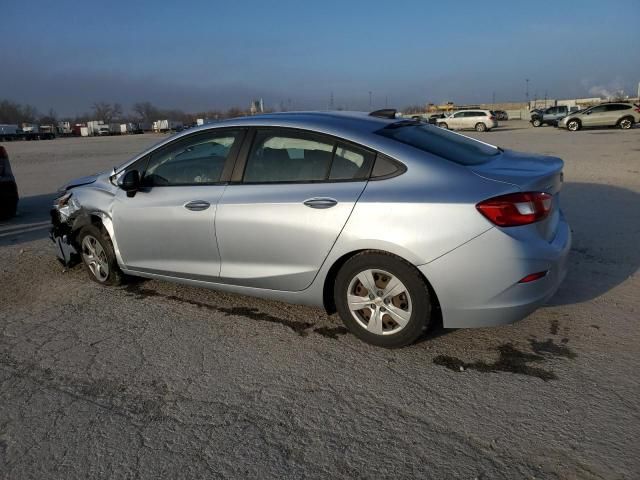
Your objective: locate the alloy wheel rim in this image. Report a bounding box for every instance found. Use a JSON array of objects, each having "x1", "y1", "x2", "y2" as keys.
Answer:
[
  {"x1": 81, "y1": 235, "x2": 109, "y2": 282},
  {"x1": 621, "y1": 119, "x2": 631, "y2": 129},
  {"x1": 347, "y1": 269, "x2": 412, "y2": 336},
  {"x1": 569, "y1": 121, "x2": 578, "y2": 131}
]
